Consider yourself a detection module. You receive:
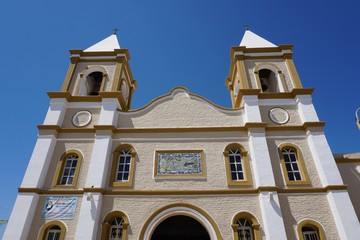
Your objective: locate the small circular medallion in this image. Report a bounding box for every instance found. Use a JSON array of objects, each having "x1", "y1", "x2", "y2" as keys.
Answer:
[
  {"x1": 268, "y1": 108, "x2": 289, "y2": 125},
  {"x1": 72, "y1": 111, "x2": 92, "y2": 127}
]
